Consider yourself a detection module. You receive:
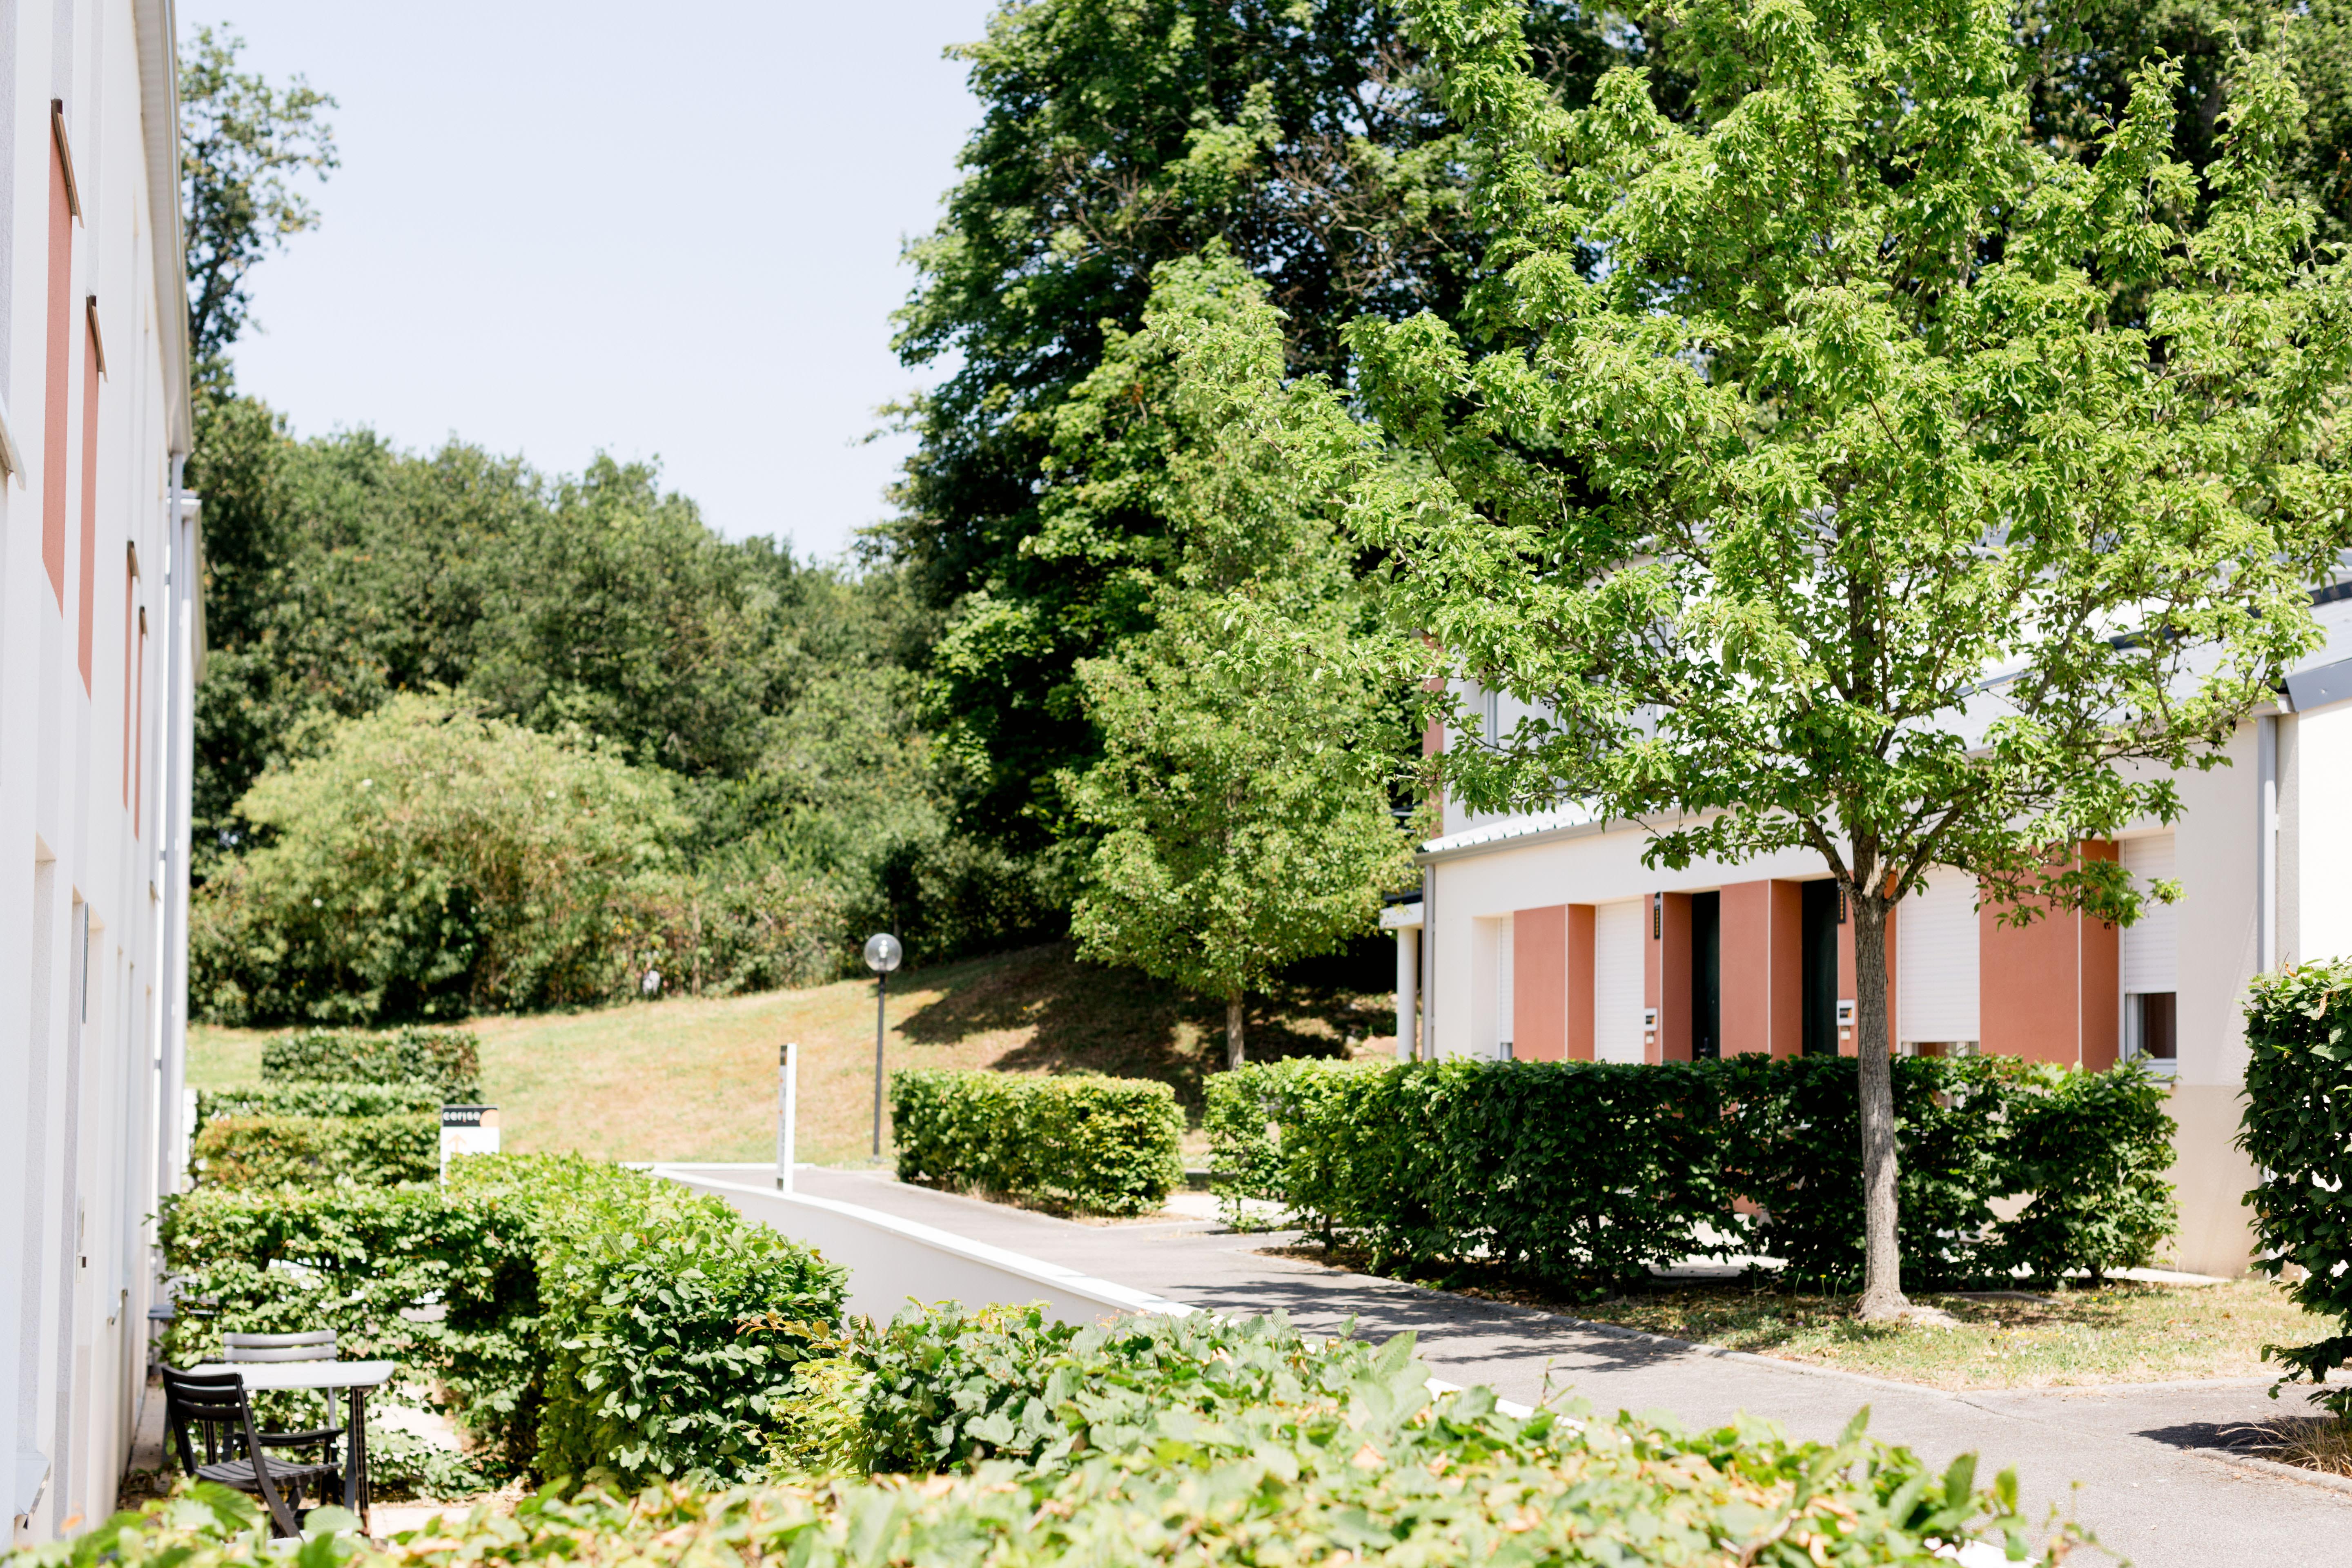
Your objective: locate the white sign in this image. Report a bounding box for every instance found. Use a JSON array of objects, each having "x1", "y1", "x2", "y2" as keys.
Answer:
[{"x1": 440, "y1": 1105, "x2": 501, "y2": 1181}]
